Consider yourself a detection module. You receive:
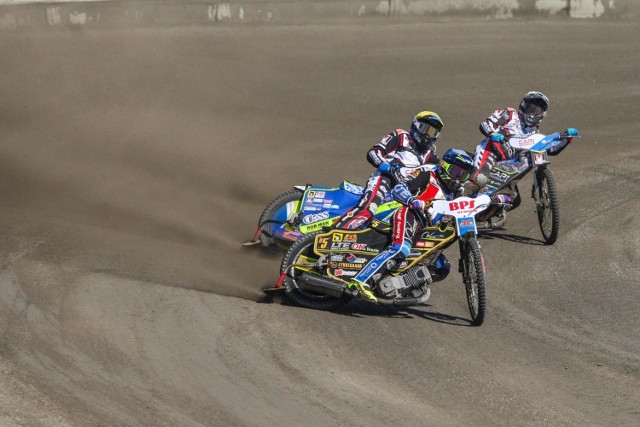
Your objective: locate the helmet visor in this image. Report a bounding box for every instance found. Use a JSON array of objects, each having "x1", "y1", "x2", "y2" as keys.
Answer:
[
  {"x1": 414, "y1": 120, "x2": 441, "y2": 139},
  {"x1": 441, "y1": 161, "x2": 470, "y2": 181},
  {"x1": 523, "y1": 102, "x2": 546, "y2": 119}
]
